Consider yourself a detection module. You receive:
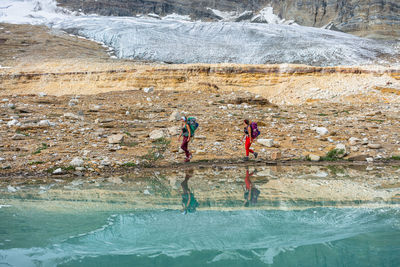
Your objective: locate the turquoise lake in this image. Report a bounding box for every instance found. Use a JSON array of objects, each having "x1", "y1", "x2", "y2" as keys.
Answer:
[{"x1": 1, "y1": 165, "x2": 399, "y2": 266}]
